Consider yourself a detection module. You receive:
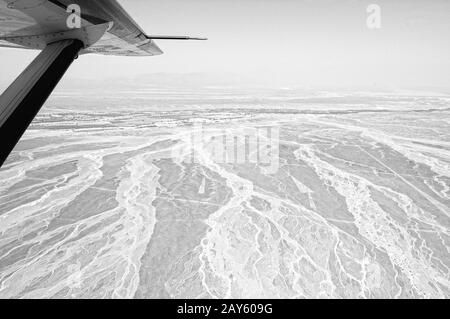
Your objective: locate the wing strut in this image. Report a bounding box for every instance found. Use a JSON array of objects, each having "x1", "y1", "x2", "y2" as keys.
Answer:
[{"x1": 0, "y1": 39, "x2": 83, "y2": 167}]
